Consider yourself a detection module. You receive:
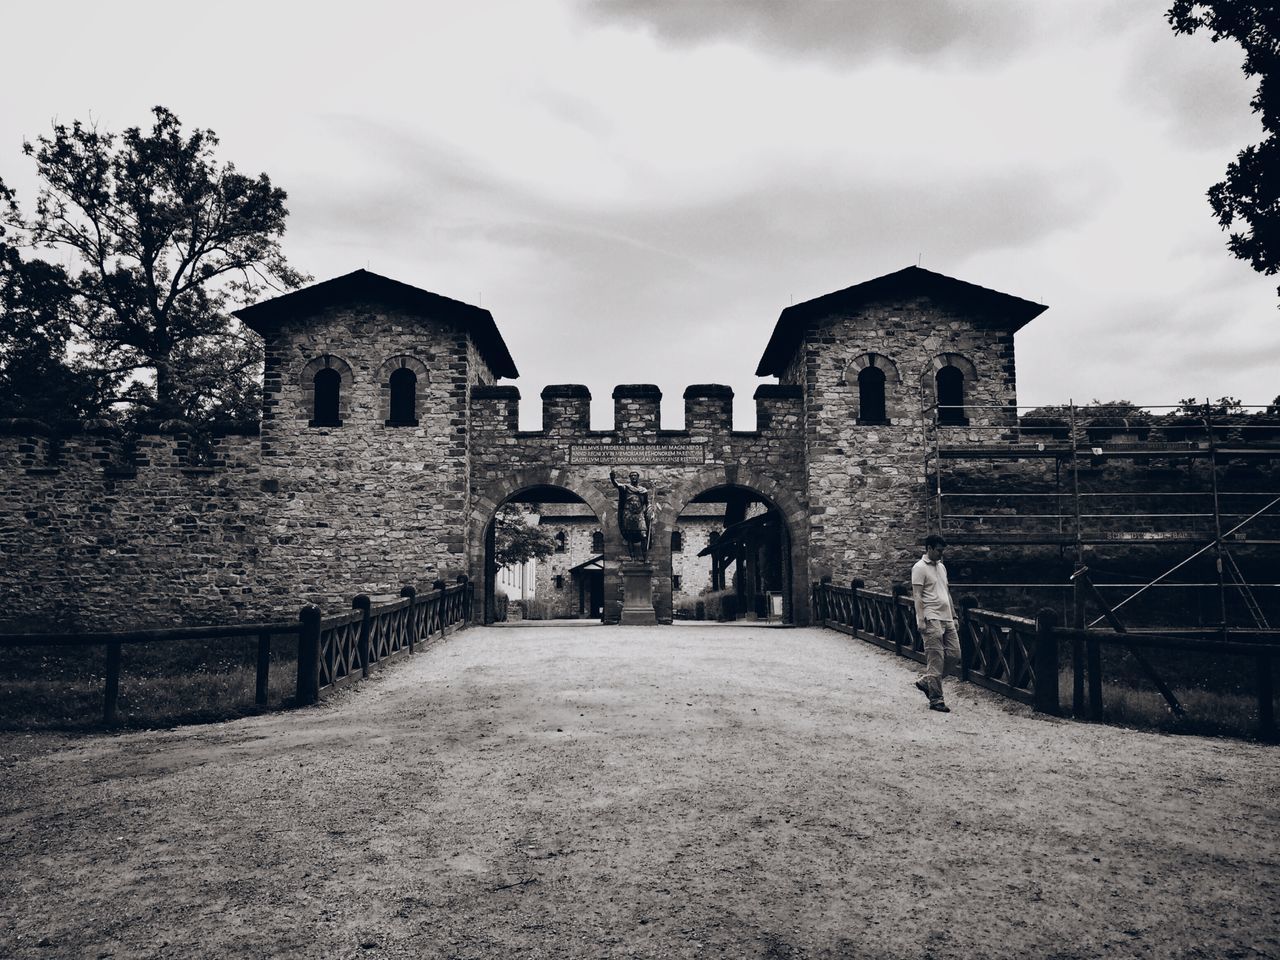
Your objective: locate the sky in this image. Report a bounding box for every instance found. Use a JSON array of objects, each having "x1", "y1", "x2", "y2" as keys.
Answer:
[{"x1": 1, "y1": 0, "x2": 1276, "y2": 429}]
